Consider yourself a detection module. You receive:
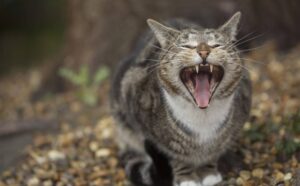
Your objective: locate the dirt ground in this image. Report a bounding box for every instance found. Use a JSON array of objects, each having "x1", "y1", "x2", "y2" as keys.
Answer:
[{"x1": 0, "y1": 41, "x2": 300, "y2": 186}]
